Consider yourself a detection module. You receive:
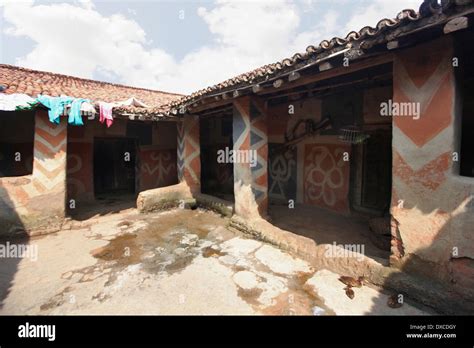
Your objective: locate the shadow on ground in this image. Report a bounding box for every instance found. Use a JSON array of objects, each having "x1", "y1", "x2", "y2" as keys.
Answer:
[{"x1": 0, "y1": 186, "x2": 29, "y2": 309}]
